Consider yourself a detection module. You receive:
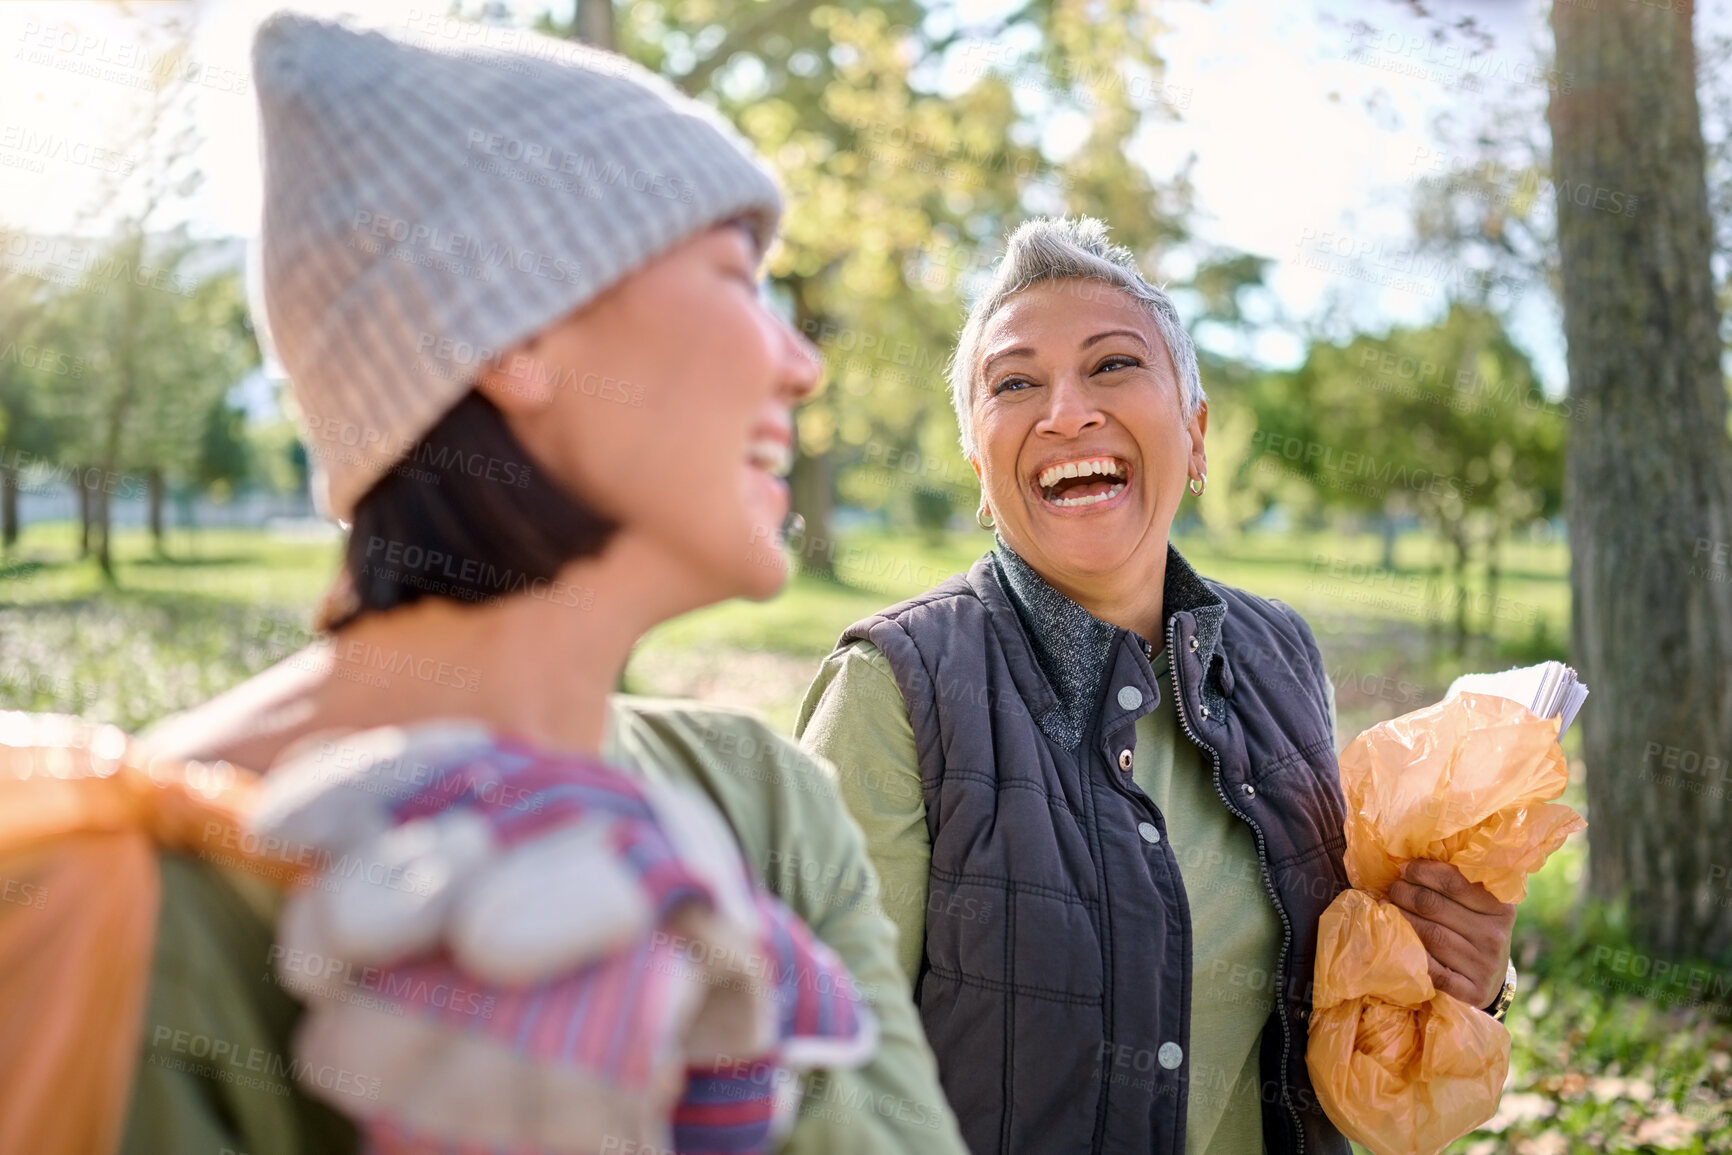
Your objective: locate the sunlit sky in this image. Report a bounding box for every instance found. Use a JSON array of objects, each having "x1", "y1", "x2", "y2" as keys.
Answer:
[{"x1": 3, "y1": 0, "x2": 1730, "y2": 394}]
